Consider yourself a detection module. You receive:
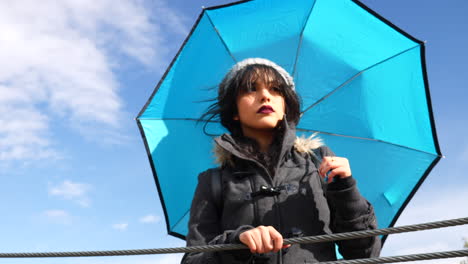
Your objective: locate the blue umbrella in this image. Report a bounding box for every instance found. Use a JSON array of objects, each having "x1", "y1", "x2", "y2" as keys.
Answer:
[{"x1": 136, "y1": 0, "x2": 441, "y2": 242}]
